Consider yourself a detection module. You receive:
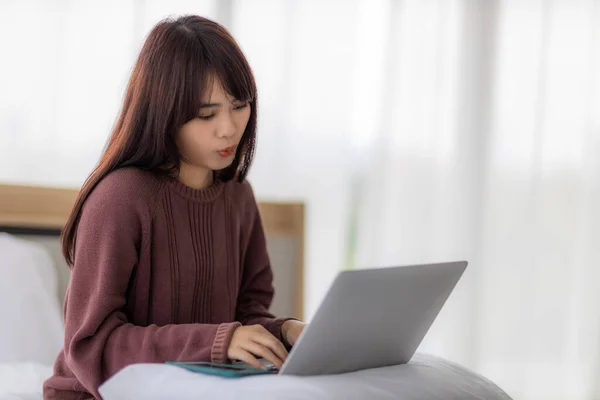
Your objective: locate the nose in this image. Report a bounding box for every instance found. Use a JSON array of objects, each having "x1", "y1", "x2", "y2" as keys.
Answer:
[{"x1": 216, "y1": 113, "x2": 236, "y2": 140}]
